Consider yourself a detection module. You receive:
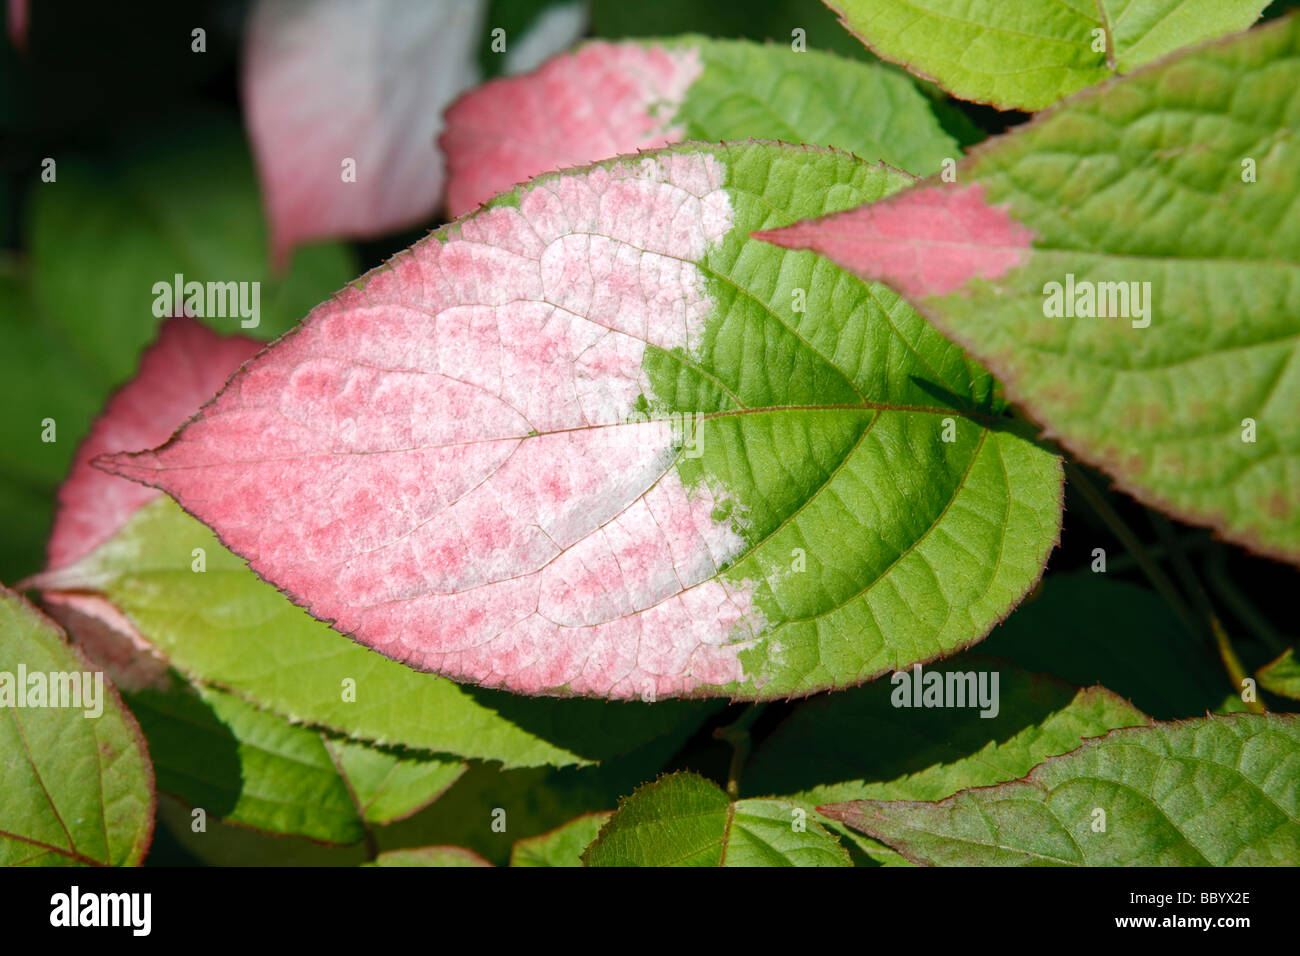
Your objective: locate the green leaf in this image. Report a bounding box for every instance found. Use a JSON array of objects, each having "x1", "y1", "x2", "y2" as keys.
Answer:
[
  {"x1": 678, "y1": 38, "x2": 957, "y2": 174},
  {"x1": 37, "y1": 496, "x2": 711, "y2": 768},
  {"x1": 758, "y1": 18, "x2": 1300, "y2": 563},
  {"x1": 745, "y1": 657, "x2": 1147, "y2": 864},
  {"x1": 1259, "y1": 649, "x2": 1300, "y2": 701},
  {"x1": 583, "y1": 772, "x2": 851, "y2": 866},
  {"x1": 0, "y1": 587, "x2": 154, "y2": 866},
  {"x1": 367, "y1": 846, "x2": 492, "y2": 867},
  {"x1": 126, "y1": 681, "x2": 464, "y2": 842},
  {"x1": 0, "y1": 278, "x2": 103, "y2": 582},
  {"x1": 127, "y1": 683, "x2": 367, "y2": 844},
  {"x1": 101, "y1": 141, "x2": 1062, "y2": 700},
  {"x1": 445, "y1": 35, "x2": 958, "y2": 216},
  {"x1": 510, "y1": 812, "x2": 611, "y2": 867},
  {"x1": 824, "y1": 713, "x2": 1300, "y2": 865},
  {"x1": 321, "y1": 735, "x2": 464, "y2": 826},
  {"x1": 375, "y1": 711, "x2": 704, "y2": 865},
  {"x1": 981, "y1": 574, "x2": 1229, "y2": 719},
  {"x1": 826, "y1": 0, "x2": 1270, "y2": 110}
]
